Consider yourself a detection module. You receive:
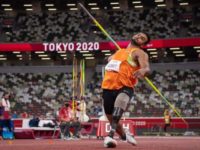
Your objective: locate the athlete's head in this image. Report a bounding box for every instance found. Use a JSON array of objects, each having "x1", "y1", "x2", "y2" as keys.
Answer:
[{"x1": 131, "y1": 32, "x2": 150, "y2": 47}]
